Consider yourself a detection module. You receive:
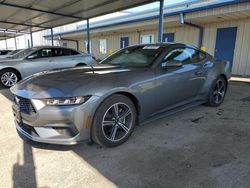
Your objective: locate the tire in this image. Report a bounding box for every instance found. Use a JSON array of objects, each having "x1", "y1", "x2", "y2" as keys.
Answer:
[
  {"x1": 92, "y1": 94, "x2": 137, "y2": 147},
  {"x1": 0, "y1": 69, "x2": 21, "y2": 88},
  {"x1": 206, "y1": 76, "x2": 227, "y2": 107}
]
